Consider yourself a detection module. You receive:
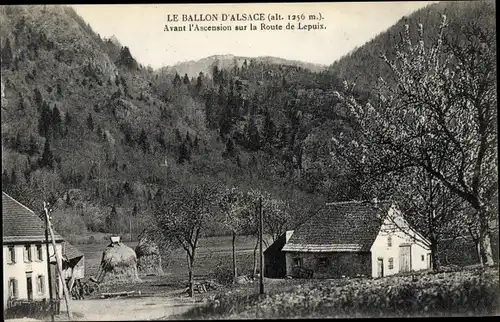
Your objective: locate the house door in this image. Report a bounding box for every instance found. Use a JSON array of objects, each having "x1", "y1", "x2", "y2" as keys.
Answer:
[
  {"x1": 377, "y1": 258, "x2": 384, "y2": 278},
  {"x1": 399, "y1": 245, "x2": 412, "y2": 272},
  {"x1": 26, "y1": 275, "x2": 33, "y2": 301},
  {"x1": 426, "y1": 253, "x2": 432, "y2": 269}
]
